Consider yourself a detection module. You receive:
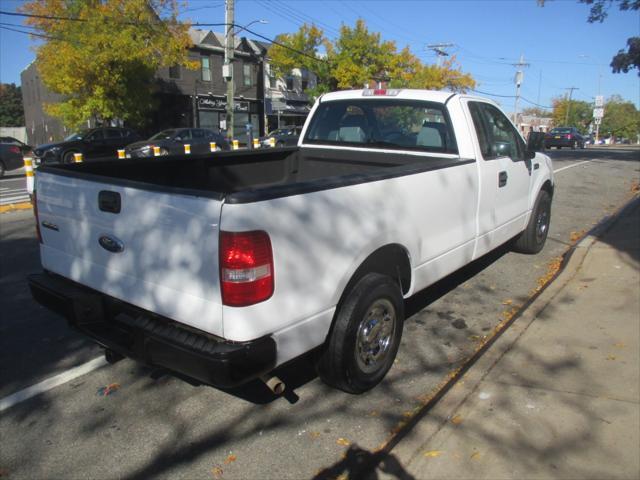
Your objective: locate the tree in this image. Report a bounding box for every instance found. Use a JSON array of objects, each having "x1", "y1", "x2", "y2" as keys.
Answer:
[
  {"x1": 521, "y1": 107, "x2": 551, "y2": 117},
  {"x1": 268, "y1": 19, "x2": 475, "y2": 99},
  {"x1": 600, "y1": 95, "x2": 640, "y2": 139},
  {"x1": 0, "y1": 83, "x2": 25, "y2": 126},
  {"x1": 551, "y1": 97, "x2": 592, "y2": 131},
  {"x1": 20, "y1": 0, "x2": 195, "y2": 129}
]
